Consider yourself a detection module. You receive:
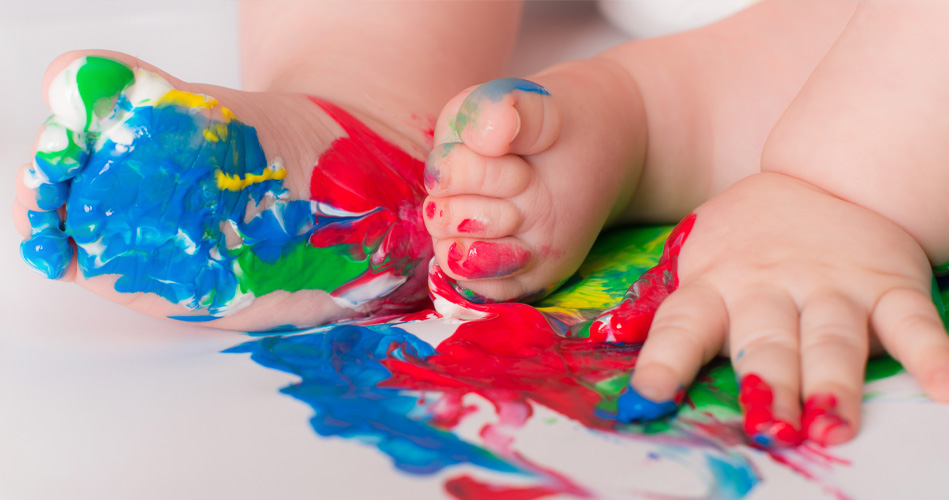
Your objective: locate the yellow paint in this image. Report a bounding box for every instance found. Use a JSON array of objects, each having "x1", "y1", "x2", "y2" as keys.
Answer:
[
  {"x1": 216, "y1": 167, "x2": 288, "y2": 192},
  {"x1": 158, "y1": 89, "x2": 220, "y2": 109},
  {"x1": 158, "y1": 90, "x2": 237, "y2": 122},
  {"x1": 202, "y1": 123, "x2": 229, "y2": 143}
]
